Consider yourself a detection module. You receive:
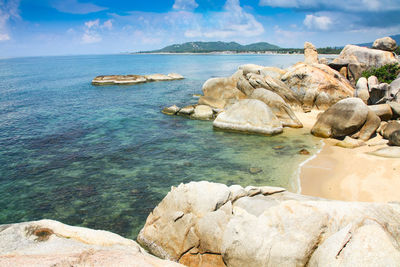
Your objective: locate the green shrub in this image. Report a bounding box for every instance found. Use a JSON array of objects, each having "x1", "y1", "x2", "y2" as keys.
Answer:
[{"x1": 362, "y1": 63, "x2": 400, "y2": 84}]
